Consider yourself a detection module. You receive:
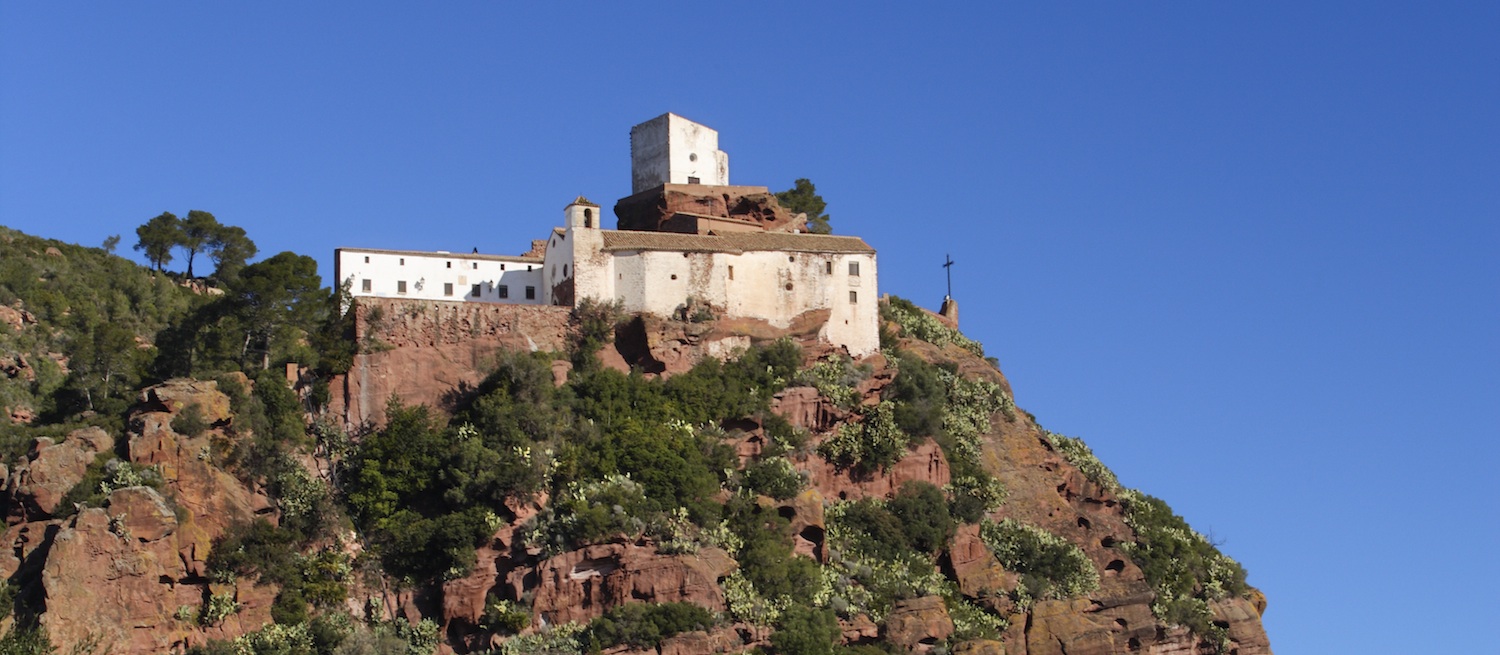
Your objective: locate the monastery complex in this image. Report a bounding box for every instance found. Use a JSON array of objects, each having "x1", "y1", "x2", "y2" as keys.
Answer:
[{"x1": 336, "y1": 113, "x2": 880, "y2": 356}]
